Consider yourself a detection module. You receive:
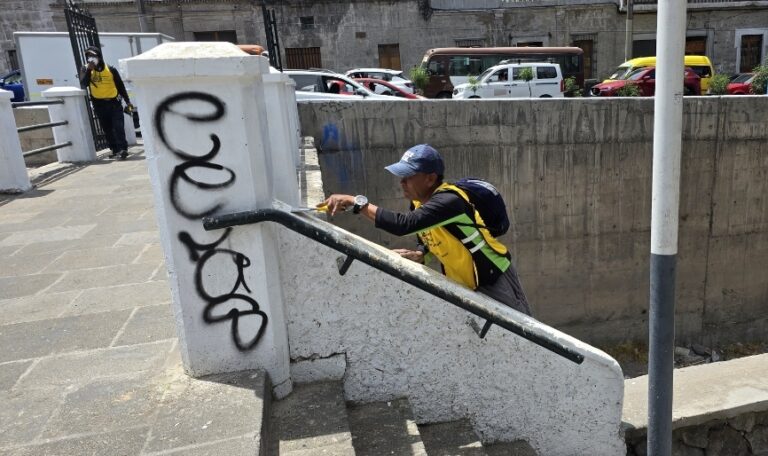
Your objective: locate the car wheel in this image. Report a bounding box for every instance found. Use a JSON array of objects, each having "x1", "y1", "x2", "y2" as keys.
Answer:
[
  {"x1": 468, "y1": 96, "x2": 480, "y2": 99},
  {"x1": 539, "y1": 94, "x2": 552, "y2": 98},
  {"x1": 436, "y1": 92, "x2": 453, "y2": 99}
]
